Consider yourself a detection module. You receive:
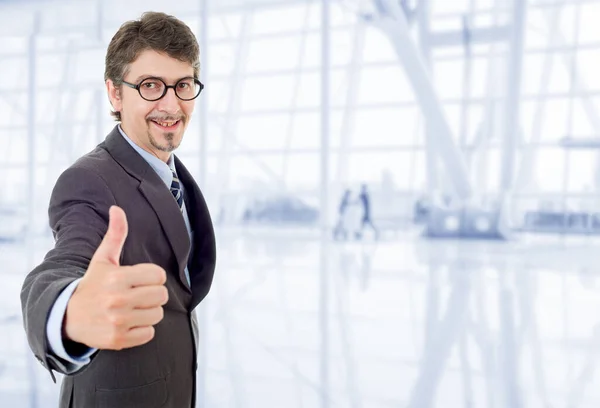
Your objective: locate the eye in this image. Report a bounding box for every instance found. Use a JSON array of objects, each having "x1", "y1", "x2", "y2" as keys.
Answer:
[
  {"x1": 142, "y1": 80, "x2": 161, "y2": 89},
  {"x1": 177, "y1": 82, "x2": 190, "y2": 89}
]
